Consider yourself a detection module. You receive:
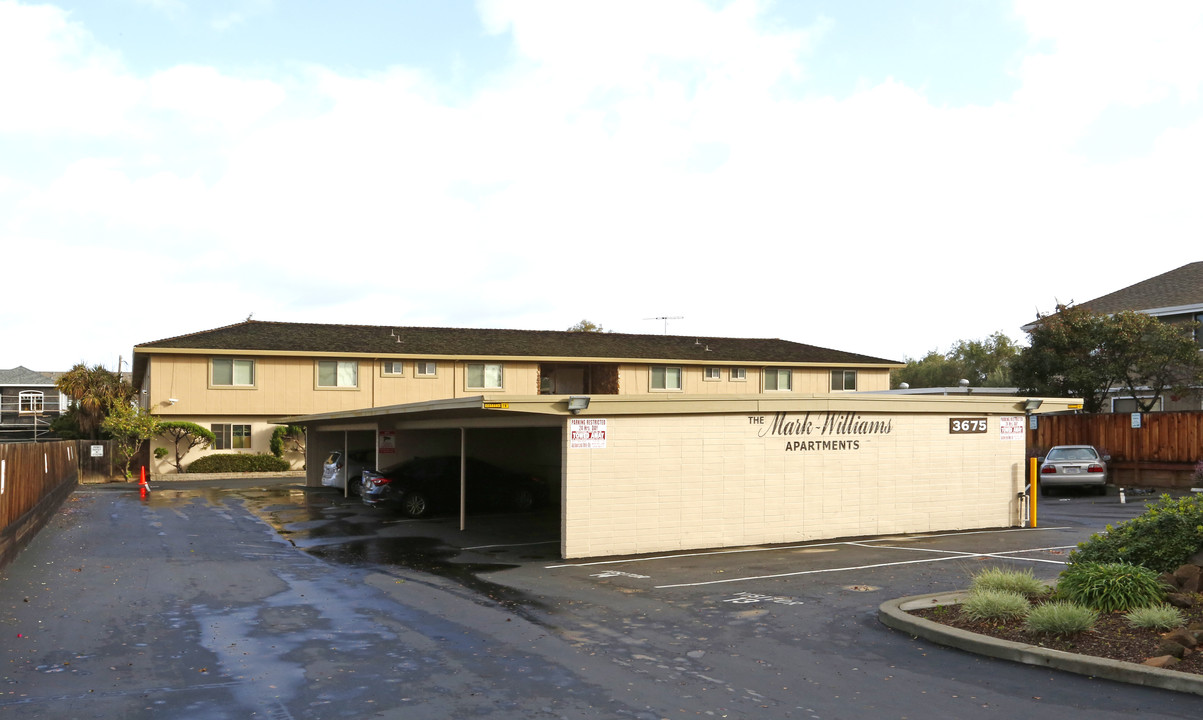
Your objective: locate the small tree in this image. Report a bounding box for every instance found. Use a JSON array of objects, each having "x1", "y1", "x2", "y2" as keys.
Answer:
[
  {"x1": 1013, "y1": 304, "x2": 1119, "y2": 413},
  {"x1": 270, "y1": 425, "x2": 305, "y2": 458},
  {"x1": 567, "y1": 319, "x2": 605, "y2": 332},
  {"x1": 100, "y1": 403, "x2": 161, "y2": 481},
  {"x1": 159, "y1": 421, "x2": 216, "y2": 473}
]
